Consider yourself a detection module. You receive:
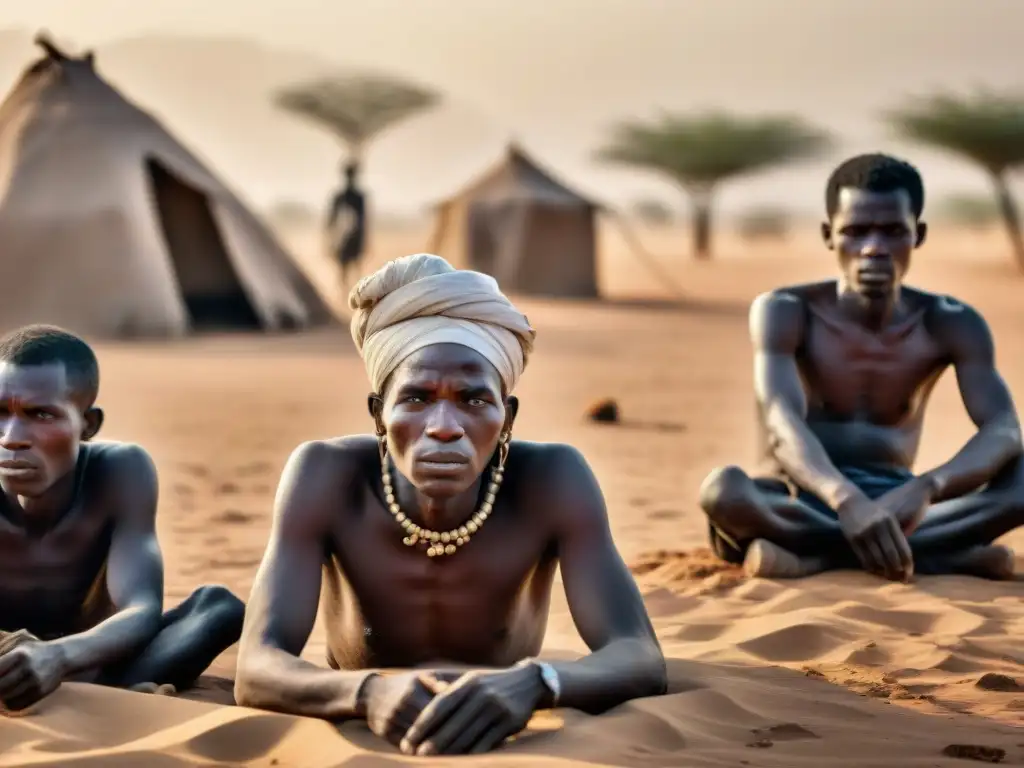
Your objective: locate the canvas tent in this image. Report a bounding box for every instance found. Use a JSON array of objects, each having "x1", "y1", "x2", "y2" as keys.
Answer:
[
  {"x1": 0, "y1": 35, "x2": 334, "y2": 338},
  {"x1": 428, "y1": 144, "x2": 599, "y2": 298}
]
